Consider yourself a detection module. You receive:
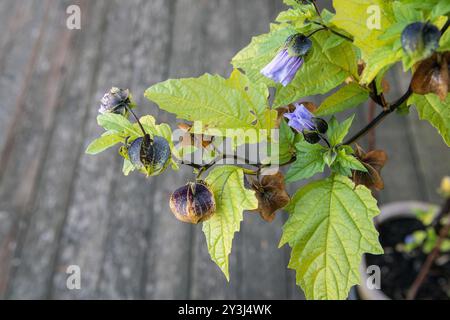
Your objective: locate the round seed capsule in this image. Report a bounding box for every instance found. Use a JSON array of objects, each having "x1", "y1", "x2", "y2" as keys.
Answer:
[
  {"x1": 128, "y1": 135, "x2": 171, "y2": 176},
  {"x1": 169, "y1": 181, "x2": 216, "y2": 224}
]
